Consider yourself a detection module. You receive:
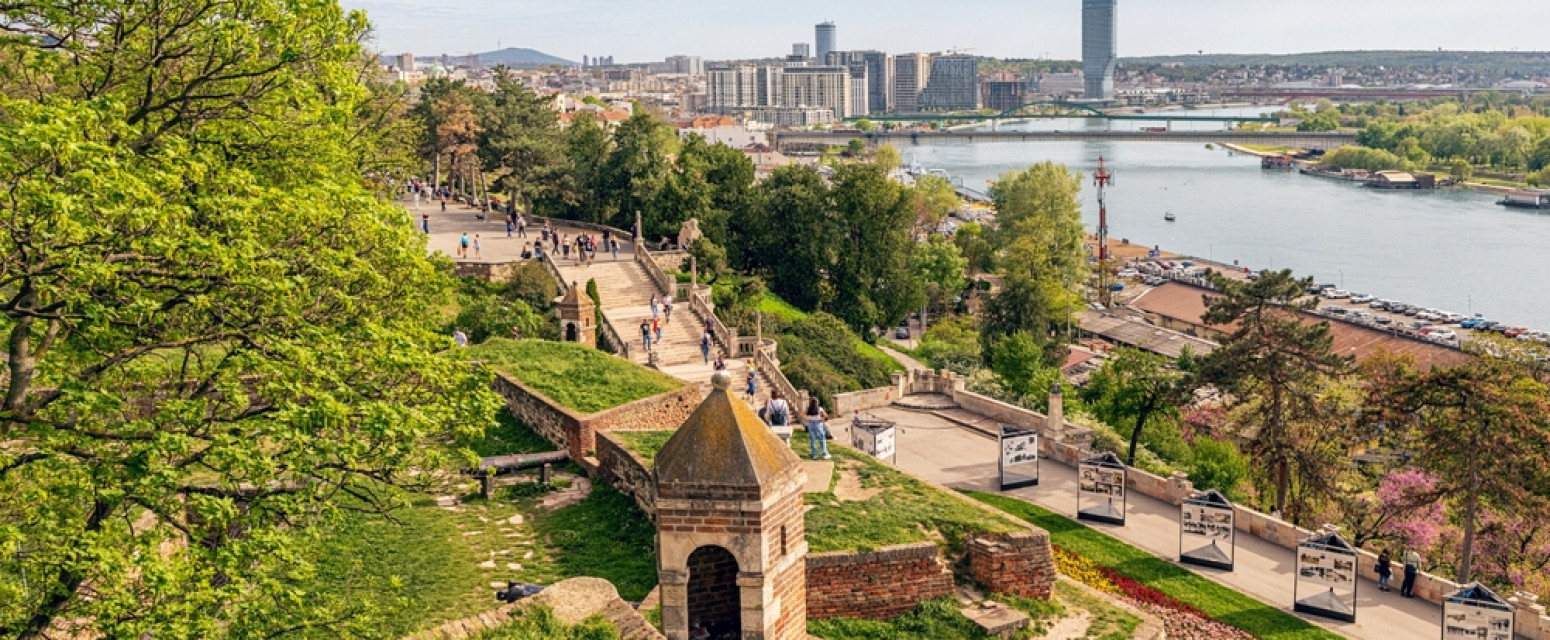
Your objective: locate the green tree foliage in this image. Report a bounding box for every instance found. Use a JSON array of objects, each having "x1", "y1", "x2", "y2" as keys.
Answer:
[
  {"x1": 1079, "y1": 348, "x2": 1197, "y2": 466},
  {"x1": 910, "y1": 174, "x2": 962, "y2": 228},
  {"x1": 1320, "y1": 145, "x2": 1412, "y2": 172},
  {"x1": 684, "y1": 237, "x2": 730, "y2": 284},
  {"x1": 874, "y1": 143, "x2": 903, "y2": 174},
  {"x1": 720, "y1": 308, "x2": 894, "y2": 408},
  {"x1": 0, "y1": 0, "x2": 499, "y2": 635},
  {"x1": 1187, "y1": 437, "x2": 1252, "y2": 501},
  {"x1": 451, "y1": 280, "x2": 553, "y2": 343},
  {"x1": 479, "y1": 69, "x2": 566, "y2": 214},
  {"x1": 746, "y1": 165, "x2": 833, "y2": 308},
  {"x1": 551, "y1": 113, "x2": 614, "y2": 225},
  {"x1": 913, "y1": 316, "x2": 982, "y2": 374},
  {"x1": 505, "y1": 262, "x2": 563, "y2": 314},
  {"x1": 989, "y1": 333, "x2": 1060, "y2": 398},
  {"x1": 952, "y1": 221, "x2": 995, "y2": 274},
  {"x1": 1200, "y1": 269, "x2": 1352, "y2": 519},
  {"x1": 981, "y1": 162, "x2": 1086, "y2": 363},
  {"x1": 1296, "y1": 109, "x2": 1342, "y2": 132},
  {"x1": 827, "y1": 162, "x2": 924, "y2": 335},
  {"x1": 605, "y1": 111, "x2": 679, "y2": 234},
  {"x1": 1368, "y1": 356, "x2": 1550, "y2": 582},
  {"x1": 909, "y1": 237, "x2": 968, "y2": 314}
]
